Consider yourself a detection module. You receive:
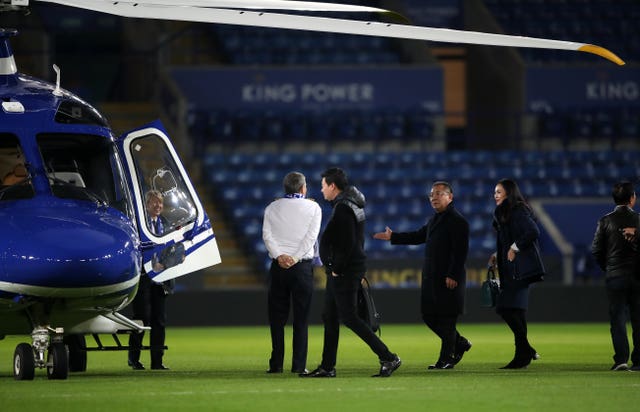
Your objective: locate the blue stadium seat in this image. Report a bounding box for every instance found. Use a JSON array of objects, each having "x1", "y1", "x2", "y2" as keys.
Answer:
[
  {"x1": 203, "y1": 149, "x2": 640, "y2": 280},
  {"x1": 619, "y1": 111, "x2": 640, "y2": 138}
]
